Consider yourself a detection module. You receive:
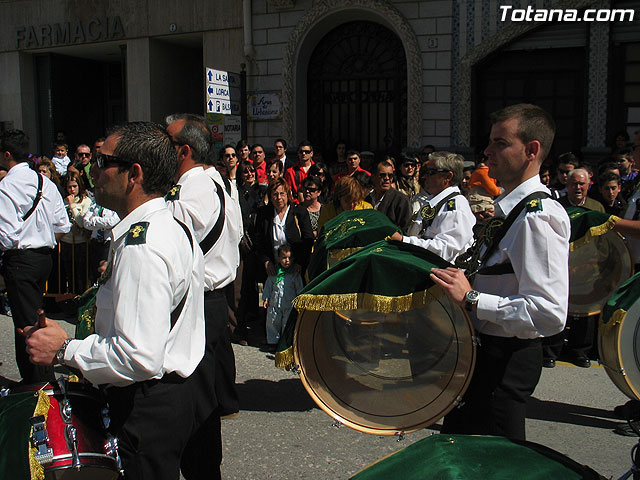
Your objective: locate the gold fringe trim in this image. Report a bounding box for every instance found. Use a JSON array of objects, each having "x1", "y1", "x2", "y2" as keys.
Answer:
[
  {"x1": 29, "y1": 389, "x2": 51, "y2": 480},
  {"x1": 600, "y1": 308, "x2": 626, "y2": 337},
  {"x1": 275, "y1": 346, "x2": 294, "y2": 370},
  {"x1": 570, "y1": 216, "x2": 620, "y2": 252},
  {"x1": 293, "y1": 289, "x2": 439, "y2": 313},
  {"x1": 327, "y1": 247, "x2": 362, "y2": 263}
]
